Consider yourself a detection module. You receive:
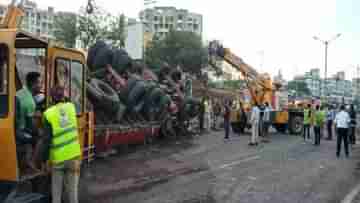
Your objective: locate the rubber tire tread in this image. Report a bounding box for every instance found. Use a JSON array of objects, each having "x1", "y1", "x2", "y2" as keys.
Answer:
[
  {"x1": 87, "y1": 78, "x2": 120, "y2": 112},
  {"x1": 111, "y1": 48, "x2": 132, "y2": 74},
  {"x1": 87, "y1": 40, "x2": 107, "y2": 70},
  {"x1": 92, "y1": 46, "x2": 113, "y2": 71}
]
